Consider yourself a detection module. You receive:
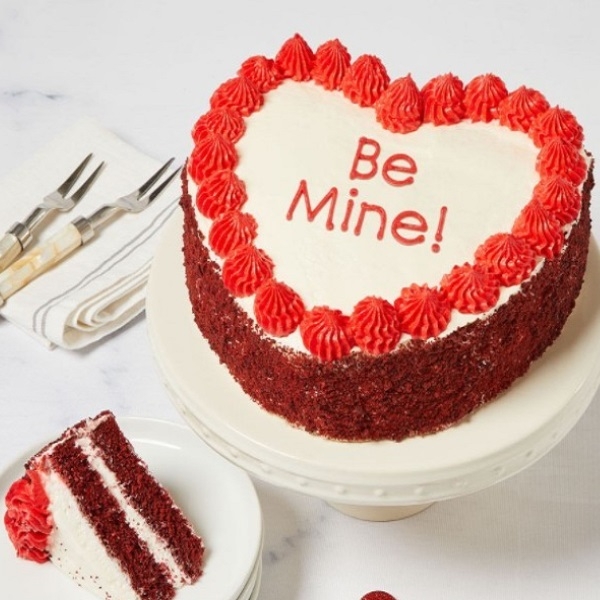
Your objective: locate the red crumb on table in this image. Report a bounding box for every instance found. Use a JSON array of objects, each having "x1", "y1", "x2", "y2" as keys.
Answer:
[{"x1": 361, "y1": 592, "x2": 397, "y2": 600}]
